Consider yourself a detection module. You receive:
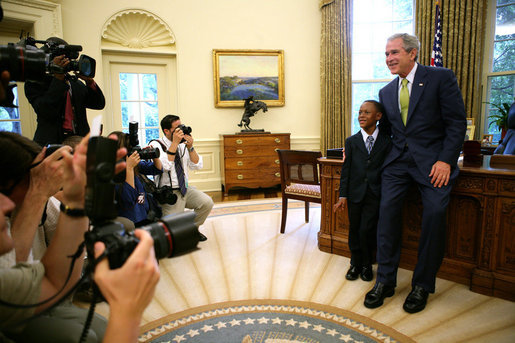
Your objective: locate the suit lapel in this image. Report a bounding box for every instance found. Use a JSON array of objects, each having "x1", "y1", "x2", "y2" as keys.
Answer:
[
  {"x1": 352, "y1": 132, "x2": 368, "y2": 155},
  {"x1": 408, "y1": 65, "x2": 428, "y2": 124}
]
